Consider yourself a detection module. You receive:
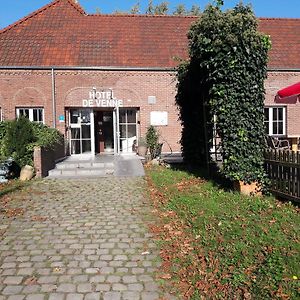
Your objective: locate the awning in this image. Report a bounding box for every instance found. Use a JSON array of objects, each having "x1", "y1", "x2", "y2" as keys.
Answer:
[{"x1": 275, "y1": 81, "x2": 300, "y2": 104}]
